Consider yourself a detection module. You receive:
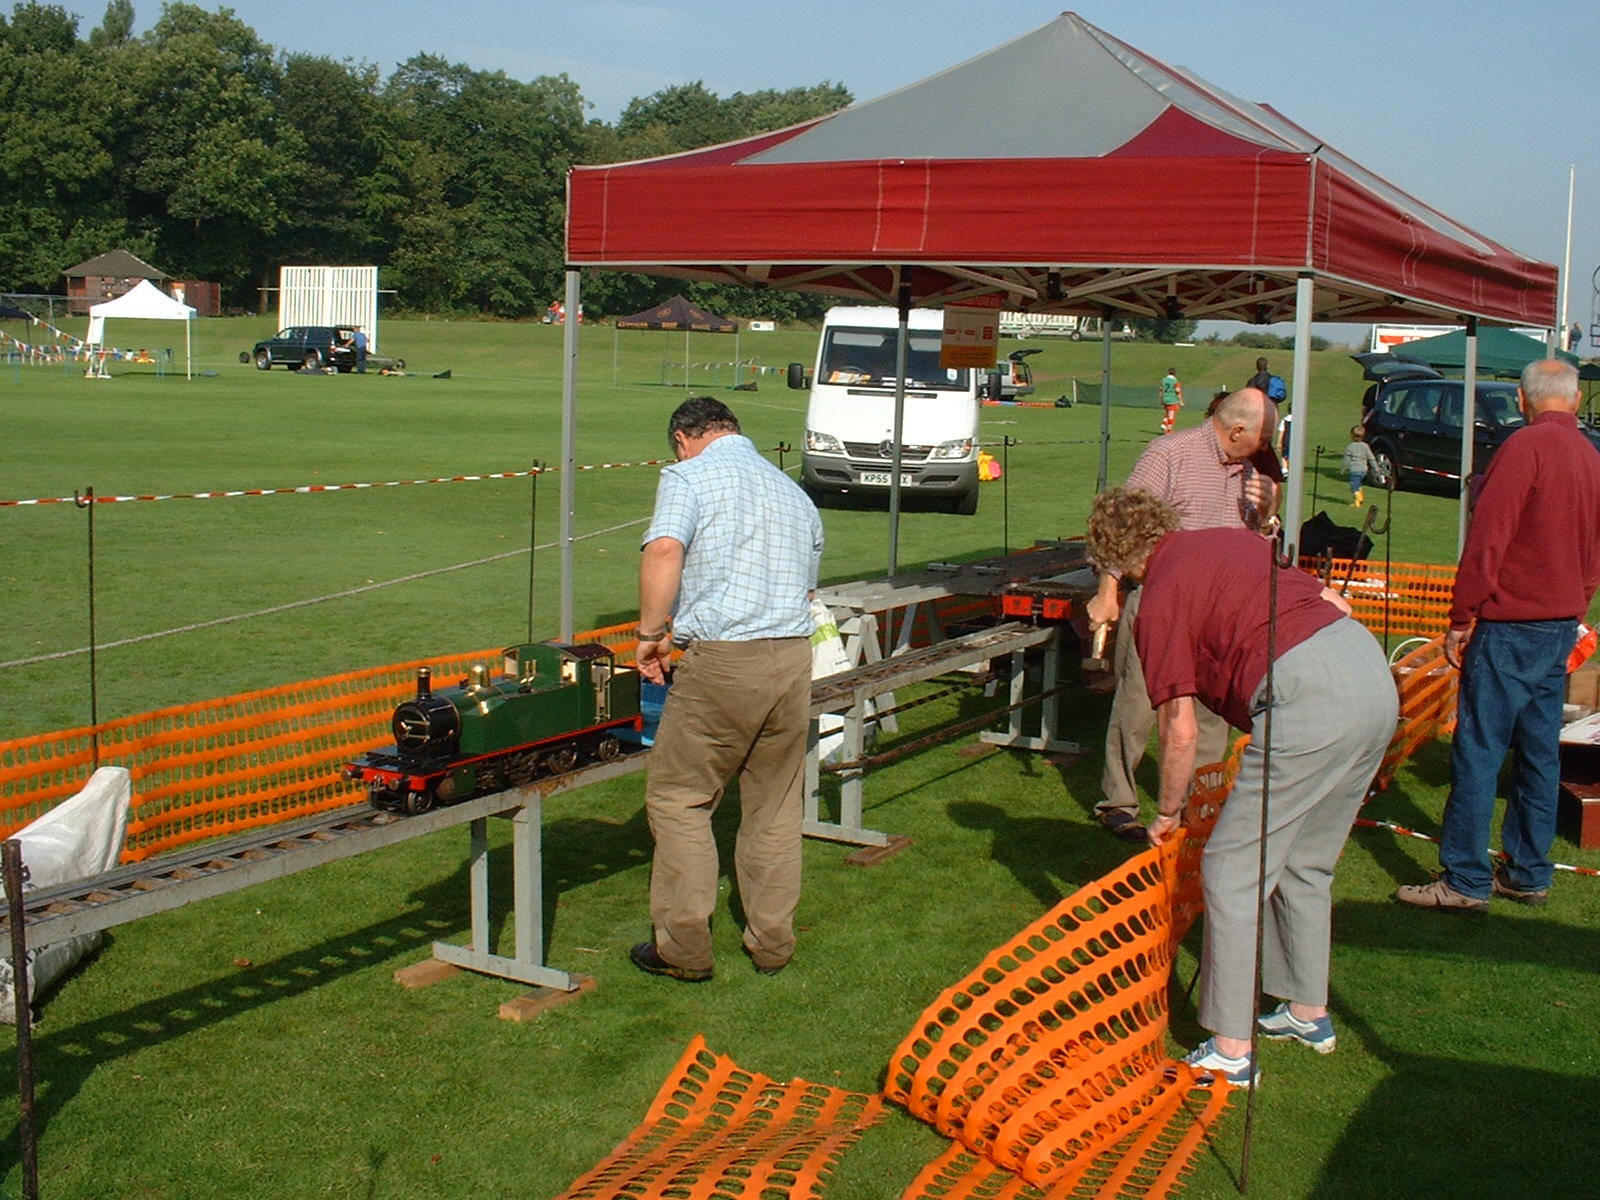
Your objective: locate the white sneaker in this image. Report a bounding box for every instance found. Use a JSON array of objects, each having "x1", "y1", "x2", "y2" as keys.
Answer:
[
  {"x1": 1256, "y1": 1003, "x2": 1337, "y2": 1053},
  {"x1": 1181, "y1": 1037, "x2": 1259, "y2": 1087}
]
